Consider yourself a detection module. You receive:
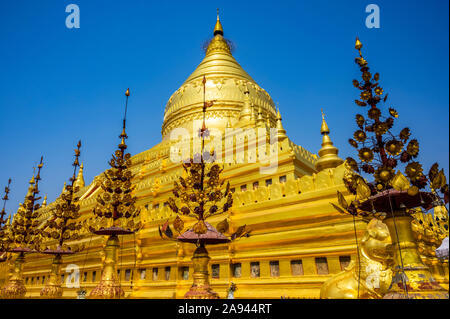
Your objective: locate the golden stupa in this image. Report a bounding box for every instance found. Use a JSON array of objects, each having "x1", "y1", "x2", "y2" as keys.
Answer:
[{"x1": 0, "y1": 14, "x2": 447, "y2": 299}]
